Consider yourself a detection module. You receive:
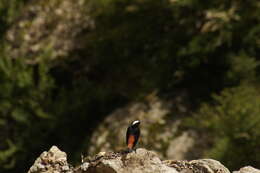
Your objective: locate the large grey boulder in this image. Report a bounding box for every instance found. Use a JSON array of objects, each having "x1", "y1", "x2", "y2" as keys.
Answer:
[{"x1": 76, "y1": 148, "x2": 178, "y2": 173}]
